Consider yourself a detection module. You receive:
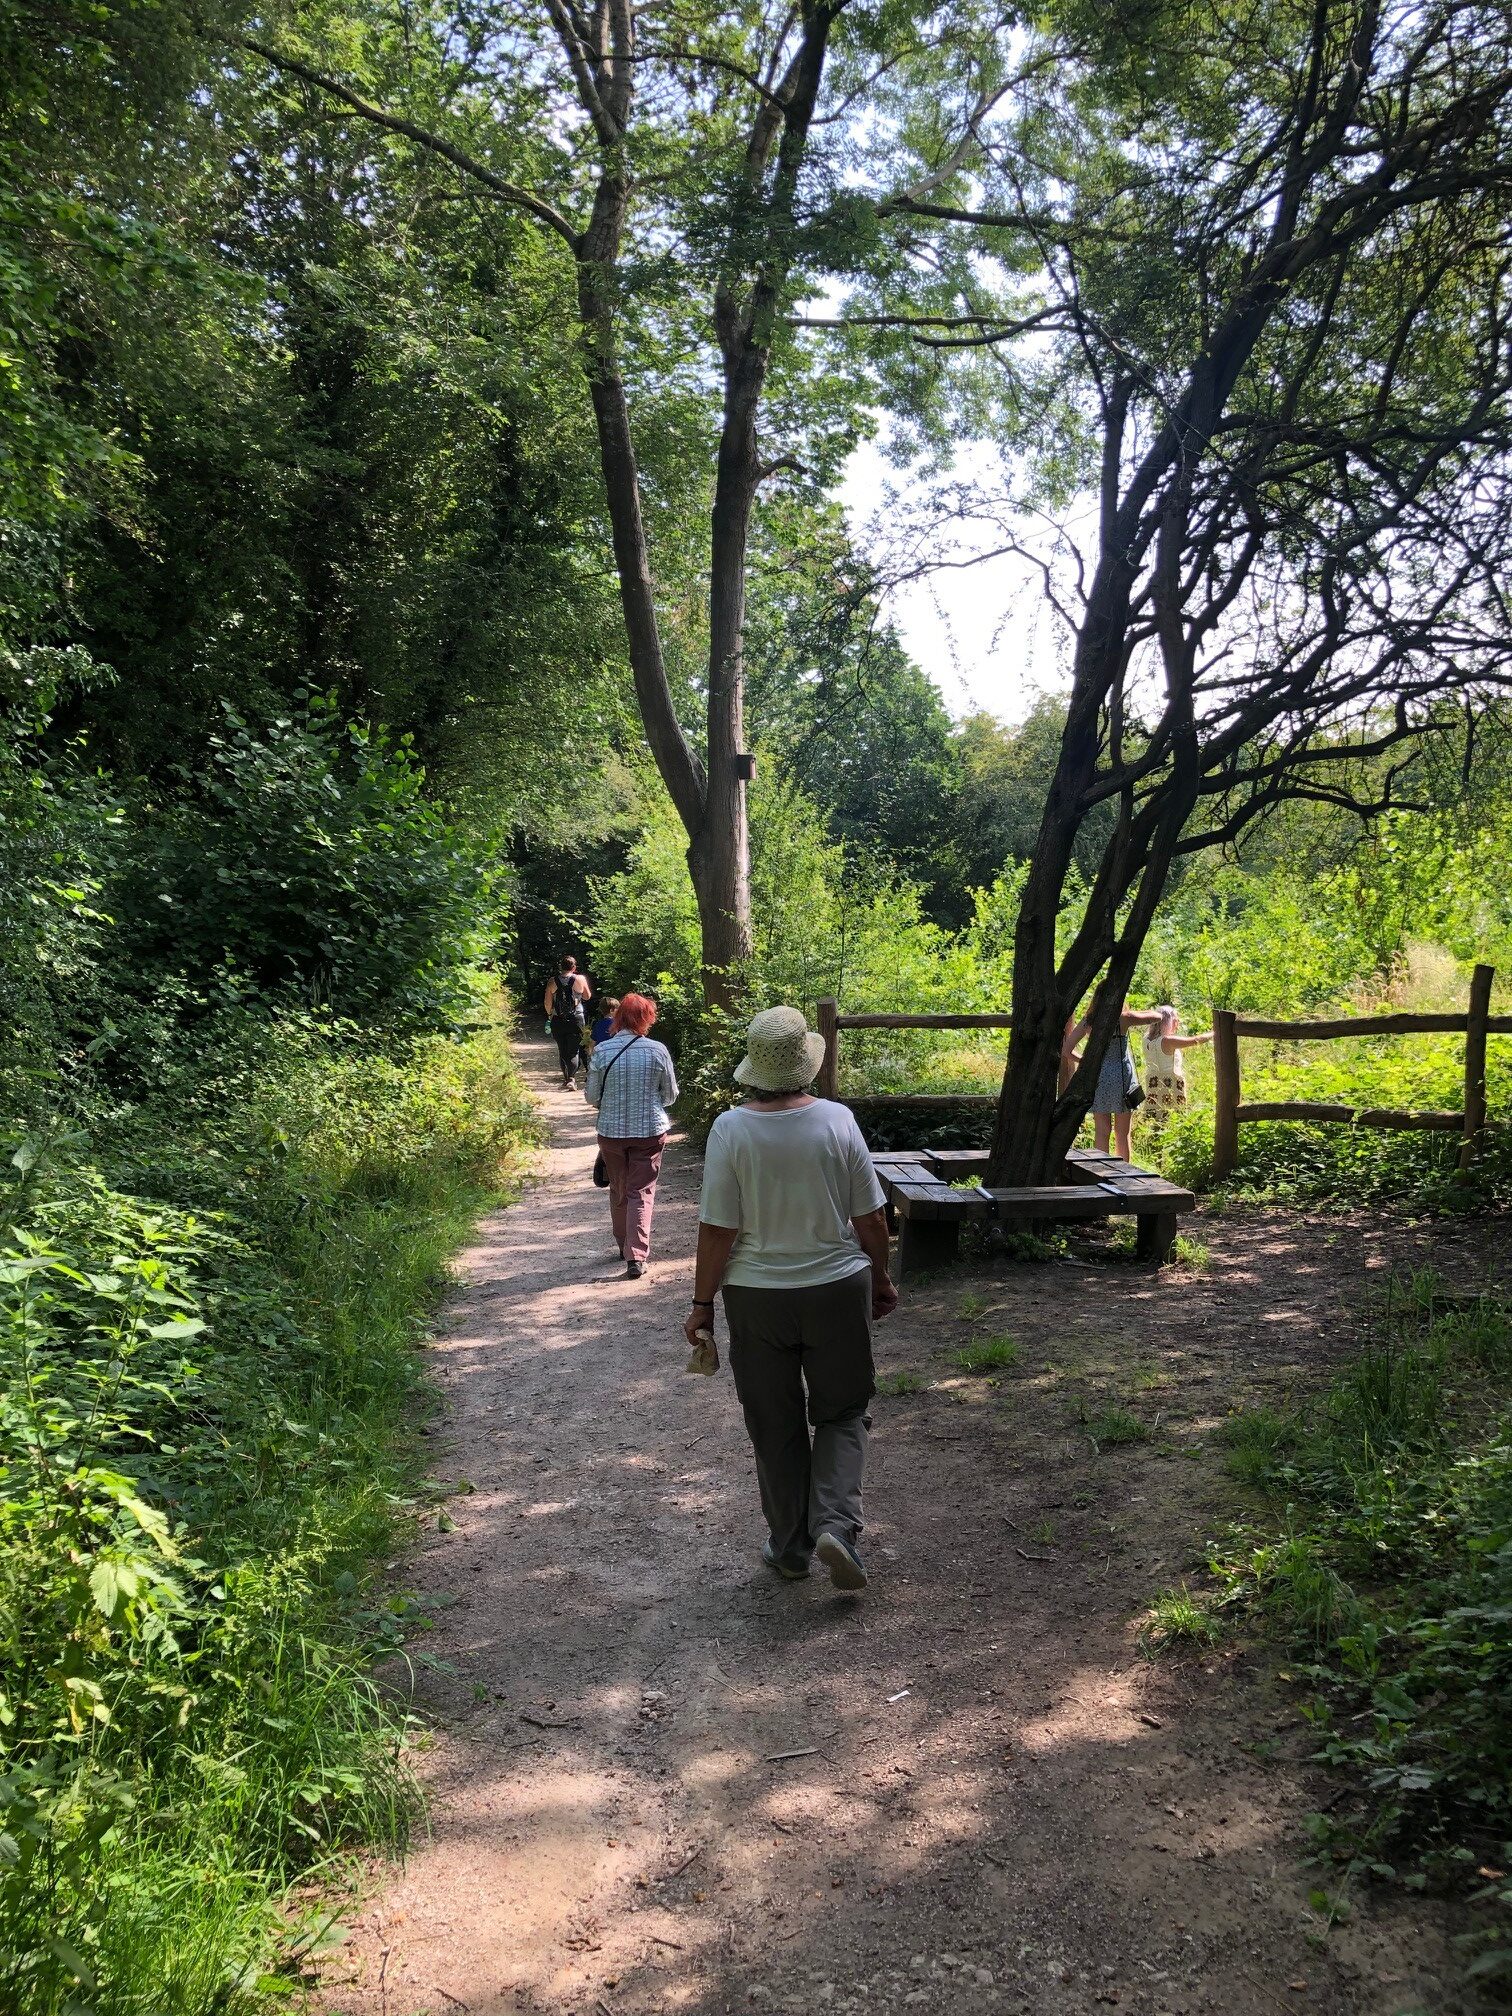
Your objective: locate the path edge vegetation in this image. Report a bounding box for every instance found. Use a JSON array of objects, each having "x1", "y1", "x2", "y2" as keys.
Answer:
[{"x1": 1, "y1": 1005, "x2": 541, "y2": 2013}]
